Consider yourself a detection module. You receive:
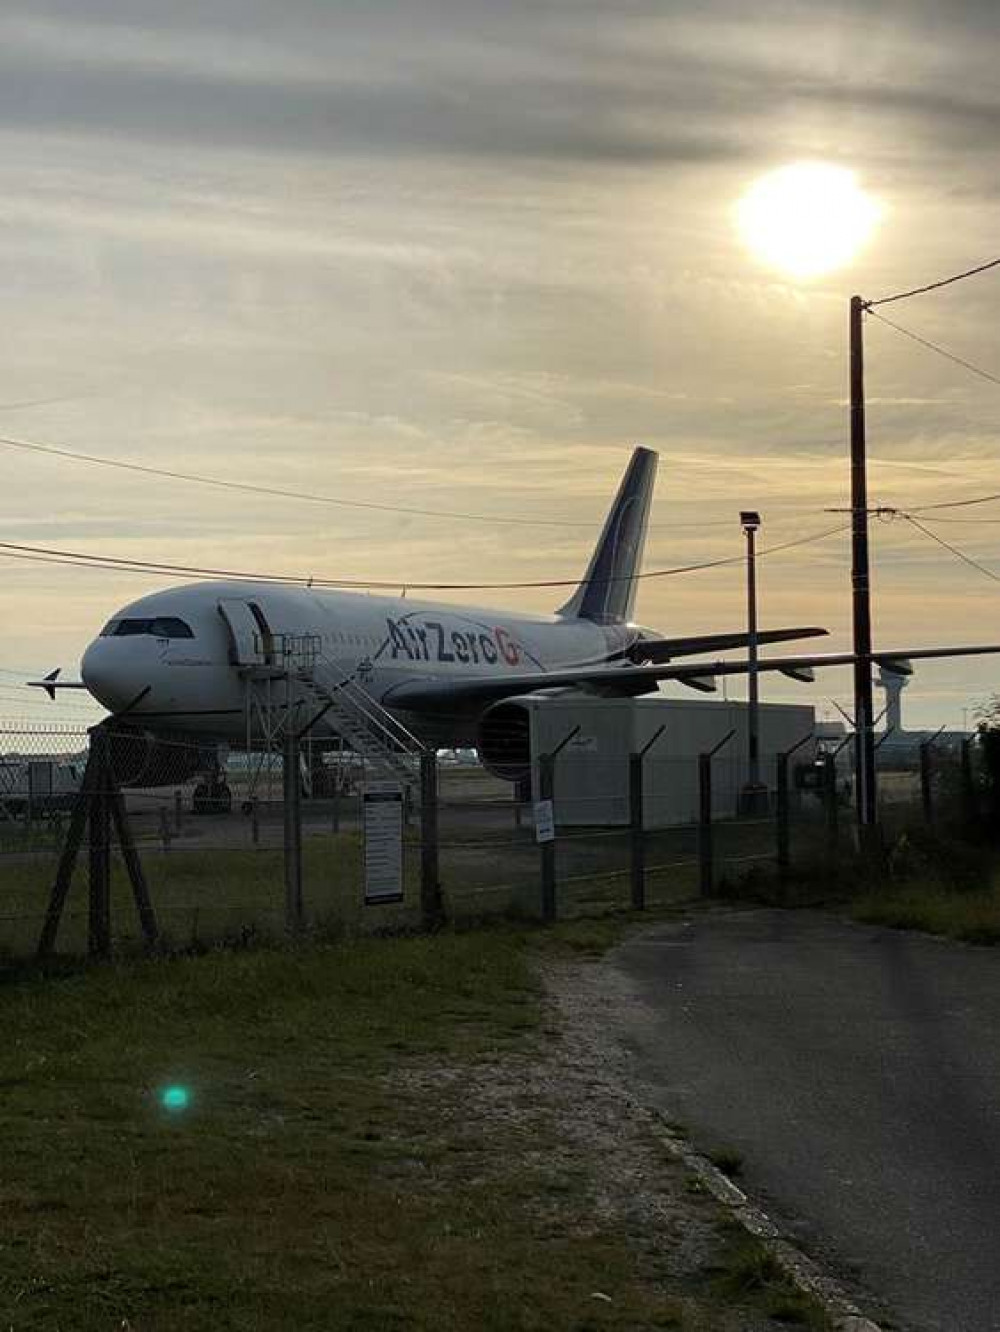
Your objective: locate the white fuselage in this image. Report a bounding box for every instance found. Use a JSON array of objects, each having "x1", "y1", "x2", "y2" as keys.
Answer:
[{"x1": 80, "y1": 581, "x2": 638, "y2": 746}]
